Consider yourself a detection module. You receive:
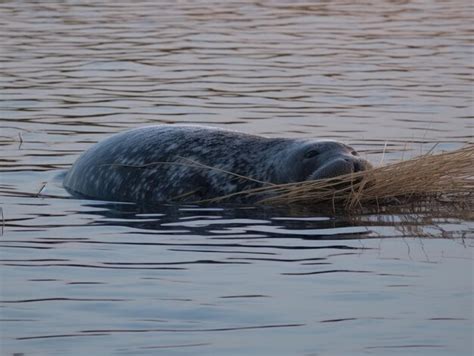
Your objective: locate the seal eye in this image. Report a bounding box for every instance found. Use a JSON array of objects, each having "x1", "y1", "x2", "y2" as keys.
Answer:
[
  {"x1": 351, "y1": 150, "x2": 359, "y2": 156},
  {"x1": 303, "y1": 149, "x2": 320, "y2": 159}
]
